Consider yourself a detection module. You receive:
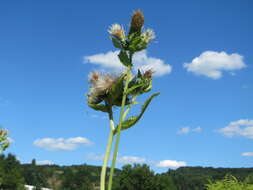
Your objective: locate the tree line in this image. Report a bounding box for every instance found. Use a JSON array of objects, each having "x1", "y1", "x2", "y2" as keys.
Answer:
[{"x1": 0, "y1": 153, "x2": 253, "y2": 190}]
